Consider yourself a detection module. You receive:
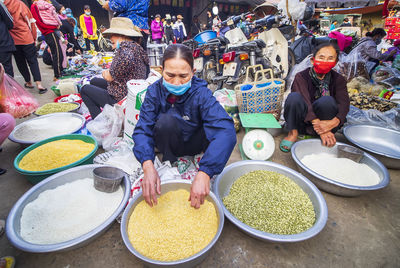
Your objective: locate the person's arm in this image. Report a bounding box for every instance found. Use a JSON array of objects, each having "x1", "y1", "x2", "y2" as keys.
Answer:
[
  {"x1": 366, "y1": 42, "x2": 390, "y2": 61},
  {"x1": 333, "y1": 74, "x2": 350, "y2": 125},
  {"x1": 92, "y1": 16, "x2": 97, "y2": 38},
  {"x1": 291, "y1": 72, "x2": 317, "y2": 122},
  {"x1": 0, "y1": 2, "x2": 14, "y2": 30},
  {"x1": 108, "y1": 0, "x2": 128, "y2": 13},
  {"x1": 182, "y1": 23, "x2": 187, "y2": 37},
  {"x1": 79, "y1": 15, "x2": 88, "y2": 36}
]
